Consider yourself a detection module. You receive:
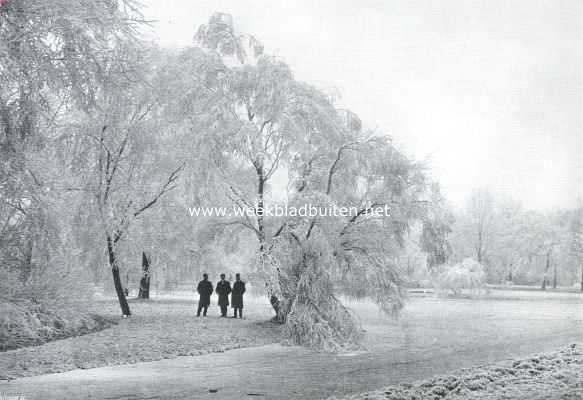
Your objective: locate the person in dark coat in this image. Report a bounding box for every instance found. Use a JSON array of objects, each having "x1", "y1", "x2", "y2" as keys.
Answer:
[
  {"x1": 215, "y1": 273, "x2": 231, "y2": 317},
  {"x1": 196, "y1": 273, "x2": 213, "y2": 317},
  {"x1": 231, "y1": 273, "x2": 246, "y2": 319}
]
